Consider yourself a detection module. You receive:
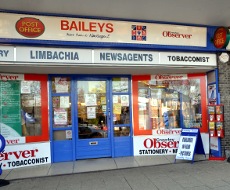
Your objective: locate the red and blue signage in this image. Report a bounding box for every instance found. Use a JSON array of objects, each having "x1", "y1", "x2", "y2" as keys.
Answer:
[{"x1": 131, "y1": 25, "x2": 146, "y2": 41}]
